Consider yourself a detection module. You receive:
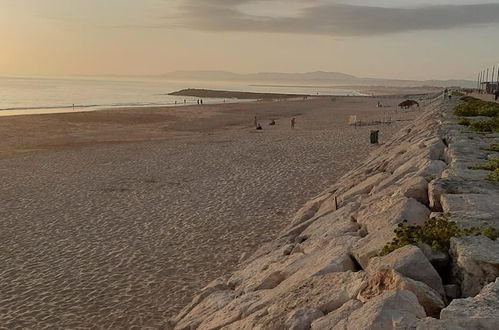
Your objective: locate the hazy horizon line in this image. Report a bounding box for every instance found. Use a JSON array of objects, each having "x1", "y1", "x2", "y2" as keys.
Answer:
[{"x1": 0, "y1": 70, "x2": 477, "y2": 83}]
